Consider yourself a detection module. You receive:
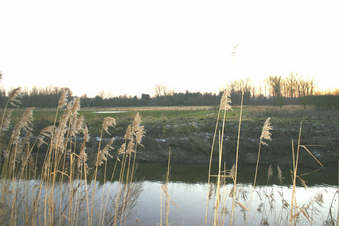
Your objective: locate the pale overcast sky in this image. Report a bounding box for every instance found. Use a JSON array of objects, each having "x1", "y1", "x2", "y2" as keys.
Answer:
[{"x1": 0, "y1": 0, "x2": 338, "y2": 97}]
